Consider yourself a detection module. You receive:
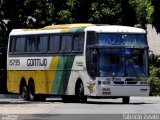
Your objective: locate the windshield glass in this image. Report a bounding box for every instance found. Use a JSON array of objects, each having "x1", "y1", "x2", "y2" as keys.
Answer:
[
  {"x1": 97, "y1": 33, "x2": 147, "y2": 47},
  {"x1": 87, "y1": 33, "x2": 147, "y2": 47},
  {"x1": 94, "y1": 48, "x2": 148, "y2": 77},
  {"x1": 98, "y1": 48, "x2": 125, "y2": 77}
]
